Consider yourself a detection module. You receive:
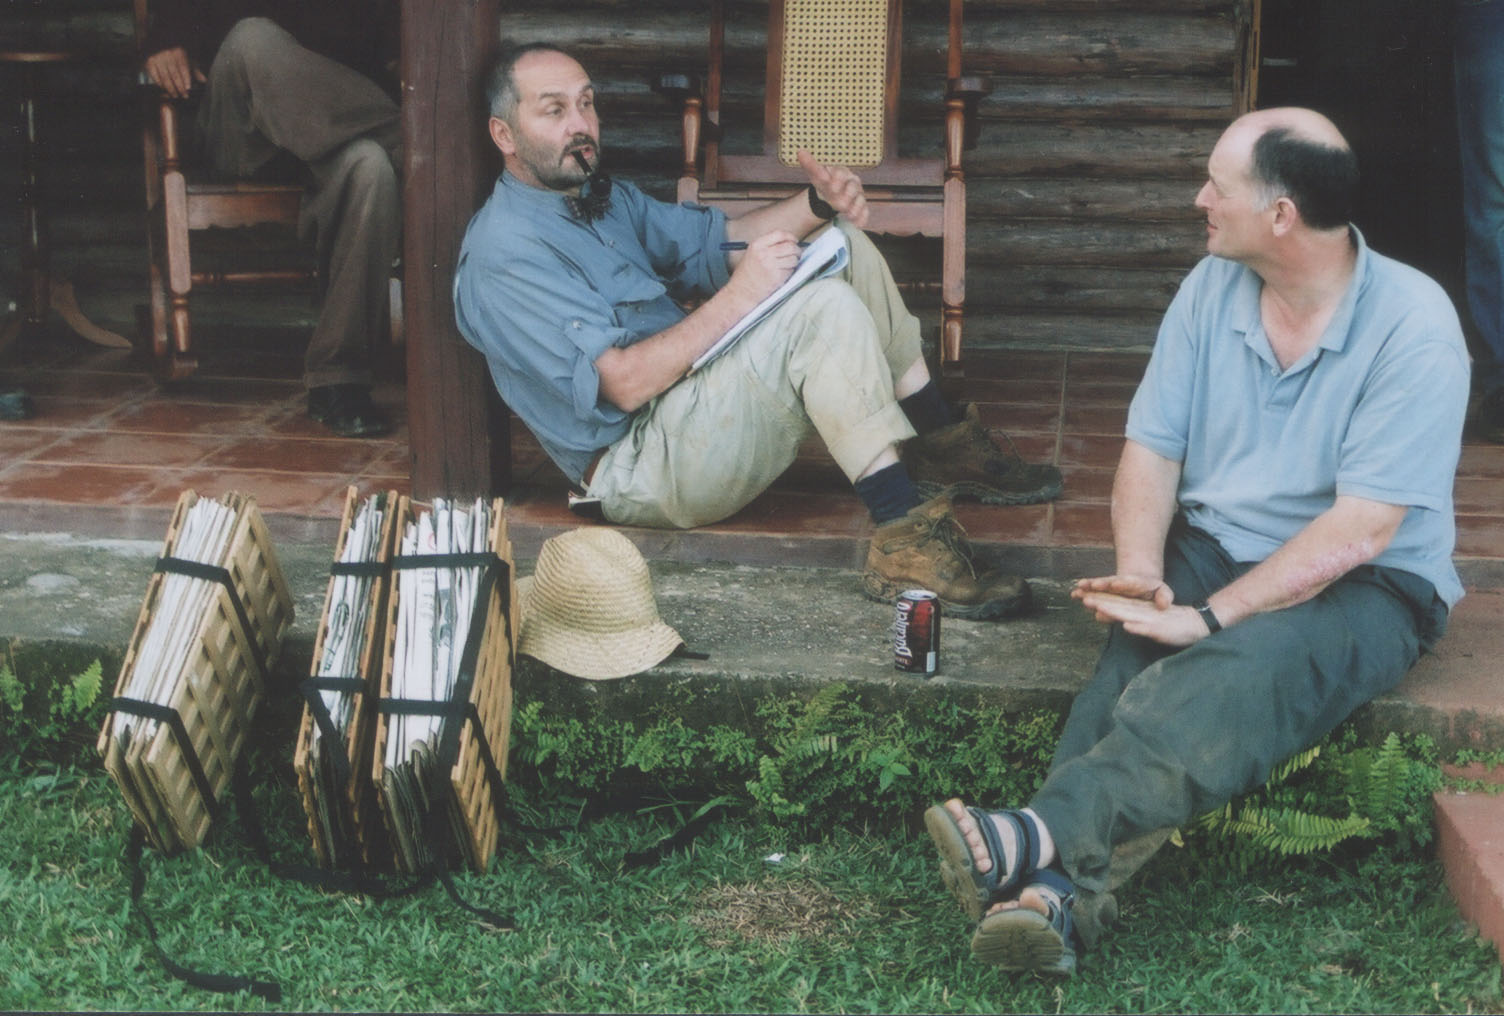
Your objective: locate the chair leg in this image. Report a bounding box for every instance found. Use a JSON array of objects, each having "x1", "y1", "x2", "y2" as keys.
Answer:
[
  {"x1": 158, "y1": 171, "x2": 197, "y2": 380},
  {"x1": 940, "y1": 307, "x2": 966, "y2": 399}
]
